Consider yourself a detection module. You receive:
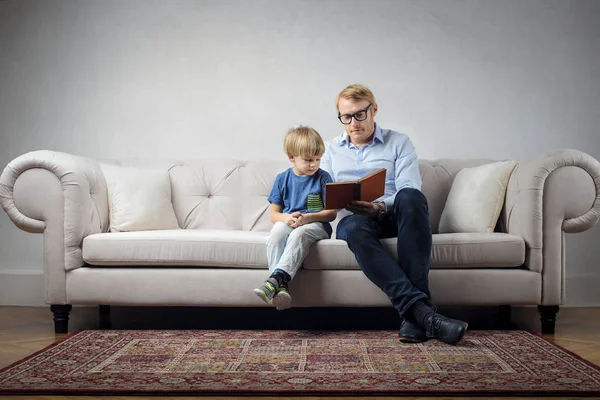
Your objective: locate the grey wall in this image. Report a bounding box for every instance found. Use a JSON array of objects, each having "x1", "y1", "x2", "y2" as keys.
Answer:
[{"x1": 1, "y1": 0, "x2": 599, "y2": 305}]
